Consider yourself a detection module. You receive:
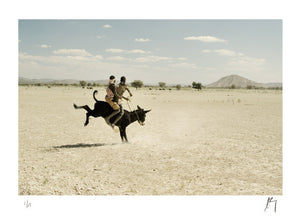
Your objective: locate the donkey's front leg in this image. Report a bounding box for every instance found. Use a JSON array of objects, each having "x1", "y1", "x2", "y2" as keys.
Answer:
[
  {"x1": 119, "y1": 127, "x2": 125, "y2": 142},
  {"x1": 123, "y1": 127, "x2": 128, "y2": 142}
]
